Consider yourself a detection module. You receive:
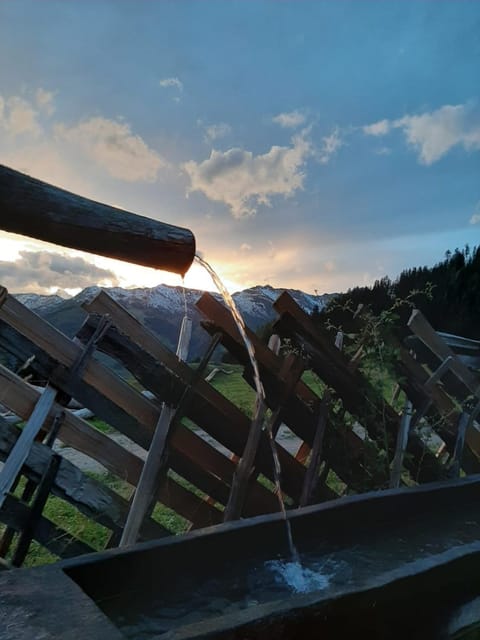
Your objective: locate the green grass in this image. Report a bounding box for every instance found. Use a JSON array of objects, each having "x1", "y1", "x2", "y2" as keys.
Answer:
[
  {"x1": 1, "y1": 471, "x2": 191, "y2": 568},
  {"x1": 88, "y1": 417, "x2": 114, "y2": 434},
  {"x1": 207, "y1": 364, "x2": 256, "y2": 417}
]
